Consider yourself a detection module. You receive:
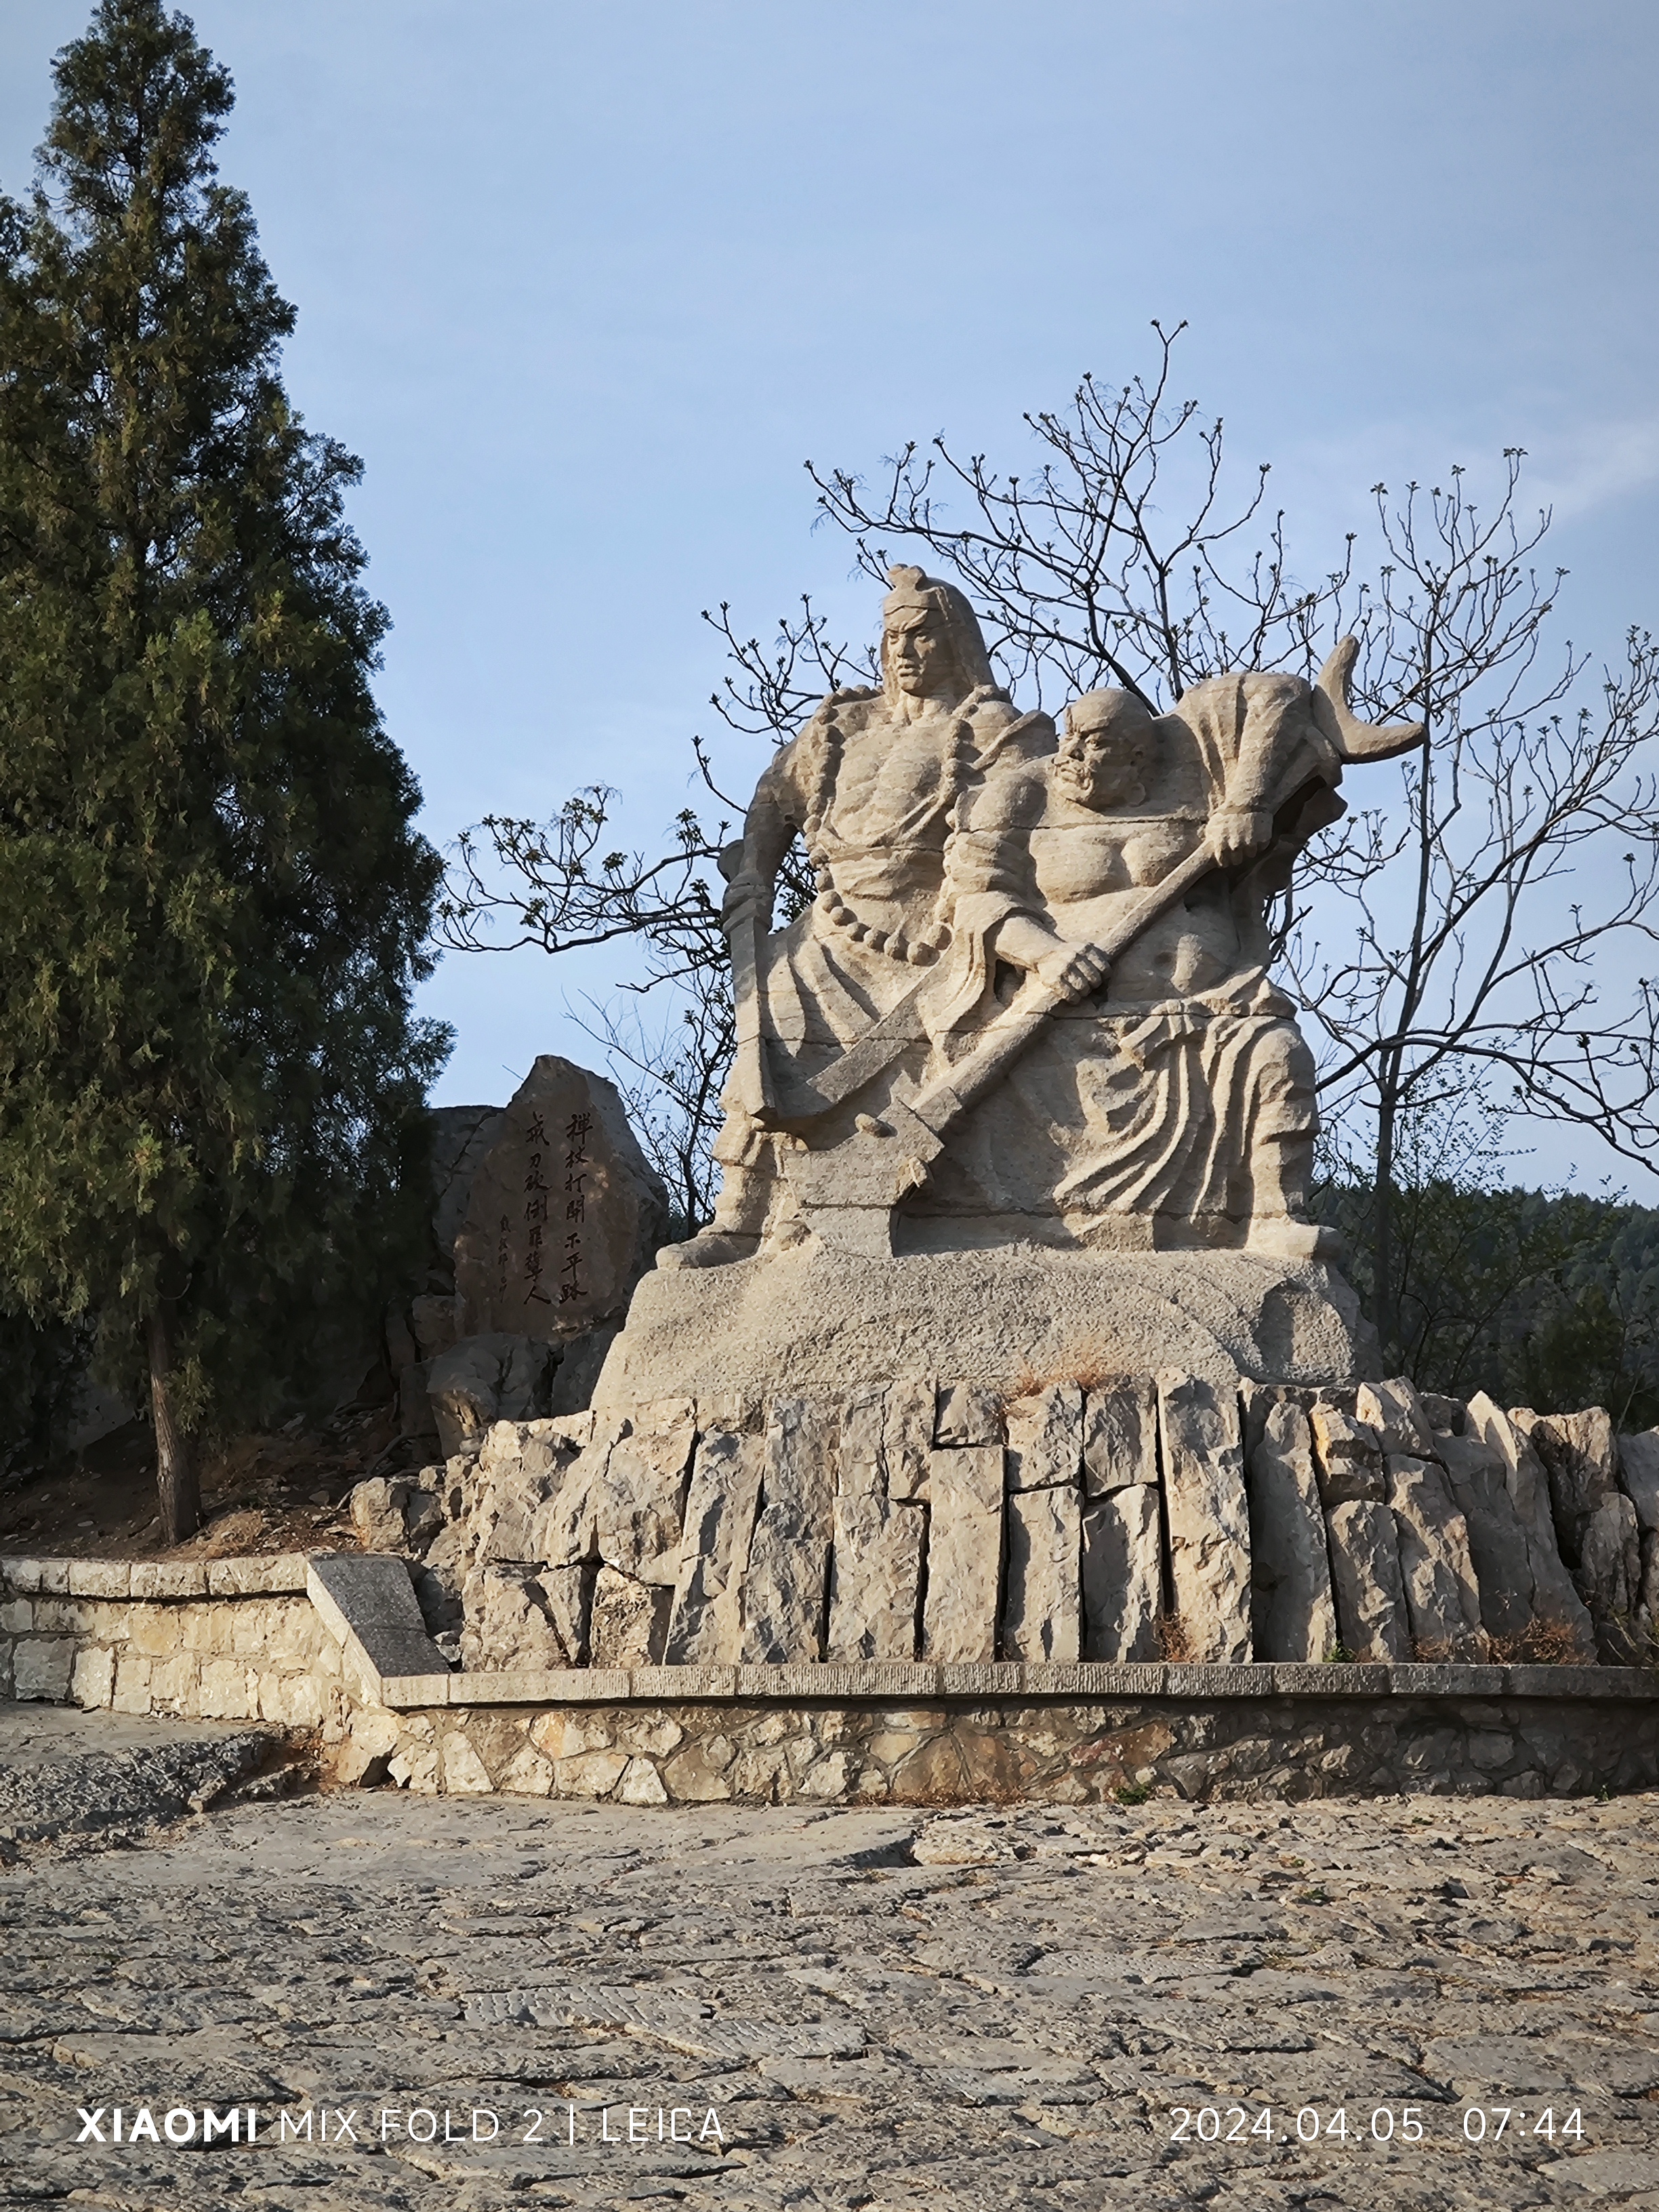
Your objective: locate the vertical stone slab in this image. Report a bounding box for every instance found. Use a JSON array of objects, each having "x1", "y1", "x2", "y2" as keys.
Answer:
[
  {"x1": 1002, "y1": 1483, "x2": 1082, "y2": 1664},
  {"x1": 588, "y1": 1563, "x2": 673, "y2": 1668},
  {"x1": 1081, "y1": 1484, "x2": 1162, "y2": 1661},
  {"x1": 740, "y1": 1396, "x2": 838, "y2": 1663},
  {"x1": 827, "y1": 1384, "x2": 925, "y2": 1661},
  {"x1": 1578, "y1": 1494, "x2": 1642, "y2": 1660},
  {"x1": 665, "y1": 1430, "x2": 764, "y2": 1664},
  {"x1": 935, "y1": 1382, "x2": 1003, "y2": 1448},
  {"x1": 882, "y1": 1376, "x2": 937, "y2": 1502},
  {"x1": 1617, "y1": 1431, "x2": 1659, "y2": 1635},
  {"x1": 1516, "y1": 1405, "x2": 1640, "y2": 1658},
  {"x1": 1355, "y1": 1376, "x2": 1437, "y2": 1457},
  {"x1": 921, "y1": 1445, "x2": 1003, "y2": 1664},
  {"x1": 590, "y1": 1416, "x2": 695, "y2": 1579},
  {"x1": 1082, "y1": 1378, "x2": 1158, "y2": 1495},
  {"x1": 1308, "y1": 1404, "x2": 1386, "y2": 1504},
  {"x1": 1618, "y1": 1429, "x2": 1659, "y2": 1535},
  {"x1": 1246, "y1": 1398, "x2": 1338, "y2": 1662},
  {"x1": 1465, "y1": 1394, "x2": 1595, "y2": 1656},
  {"x1": 530, "y1": 1418, "x2": 626, "y2": 1567},
  {"x1": 1326, "y1": 1500, "x2": 1412, "y2": 1662},
  {"x1": 1512, "y1": 1407, "x2": 1634, "y2": 1656},
  {"x1": 1387, "y1": 1456, "x2": 1486, "y2": 1660},
  {"x1": 1158, "y1": 1373, "x2": 1252, "y2": 1664},
  {"x1": 1438, "y1": 1432, "x2": 1542, "y2": 1646},
  {"x1": 1004, "y1": 1385, "x2": 1084, "y2": 1492},
  {"x1": 1514, "y1": 1405, "x2": 1619, "y2": 1563}
]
